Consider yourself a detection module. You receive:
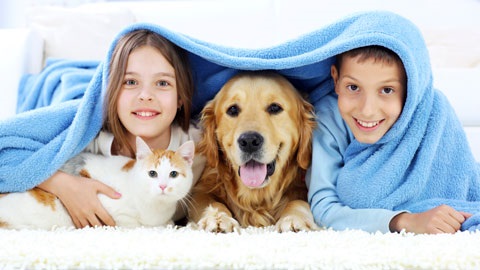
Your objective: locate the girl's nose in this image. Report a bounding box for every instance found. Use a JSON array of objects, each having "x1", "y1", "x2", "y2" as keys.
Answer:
[{"x1": 139, "y1": 87, "x2": 153, "y2": 101}]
